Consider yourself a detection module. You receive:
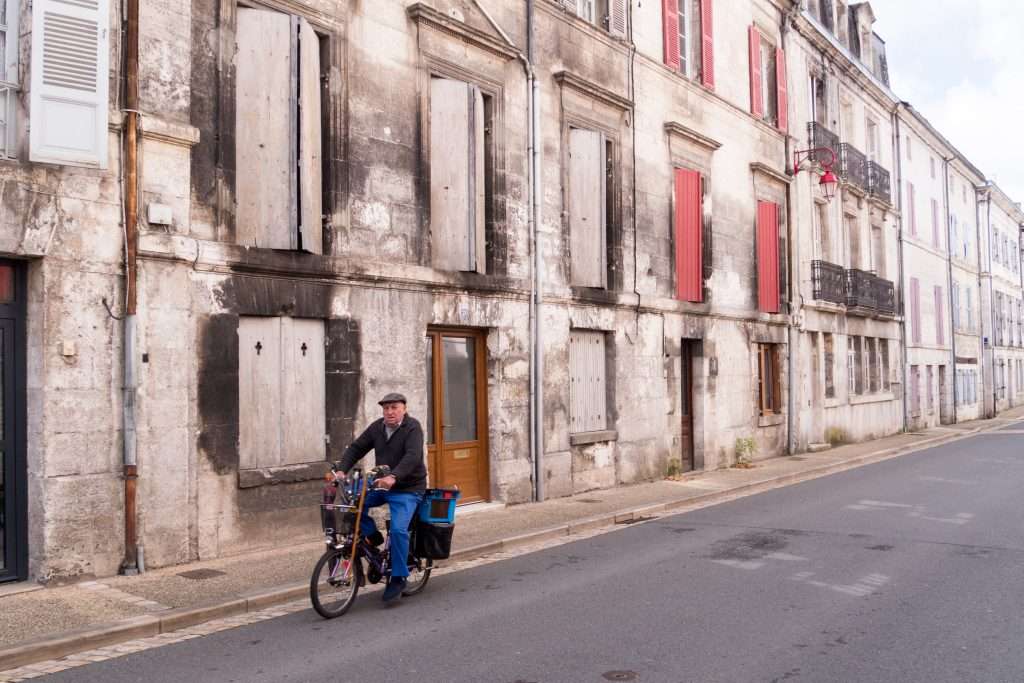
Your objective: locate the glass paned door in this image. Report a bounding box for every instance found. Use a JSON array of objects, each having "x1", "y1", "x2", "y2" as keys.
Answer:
[
  {"x1": 425, "y1": 329, "x2": 489, "y2": 503},
  {"x1": 0, "y1": 260, "x2": 25, "y2": 583}
]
